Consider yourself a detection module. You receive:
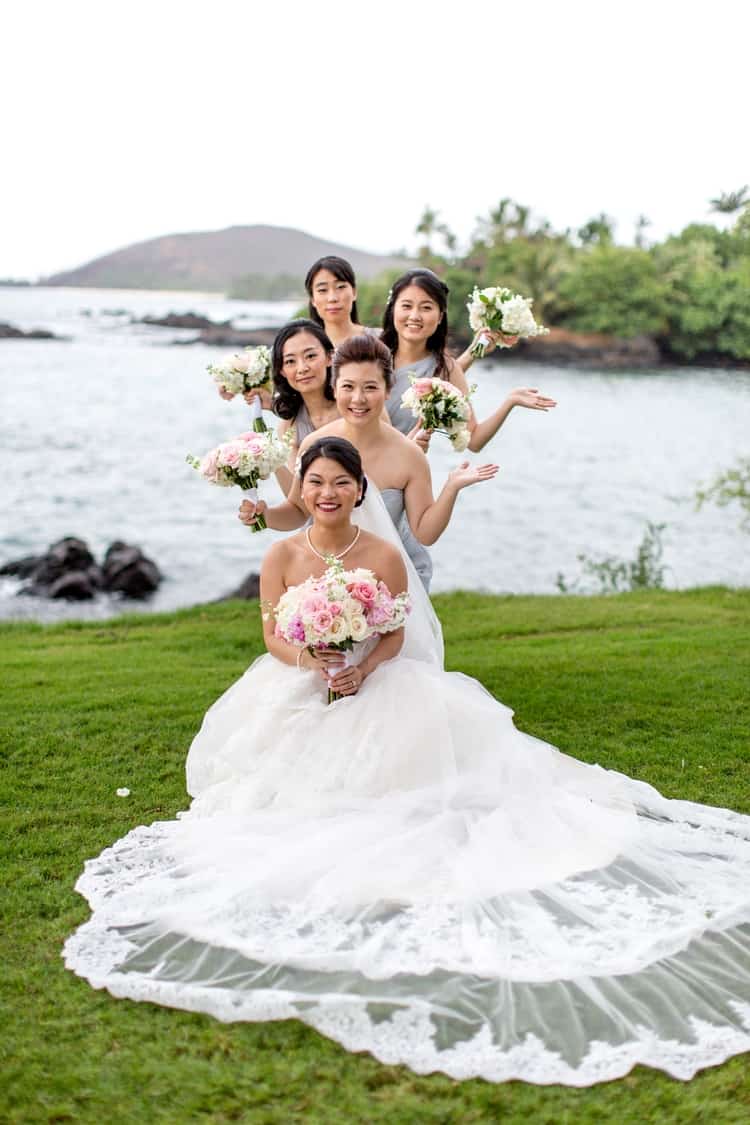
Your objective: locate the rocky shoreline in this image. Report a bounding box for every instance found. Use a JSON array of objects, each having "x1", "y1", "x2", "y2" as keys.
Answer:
[
  {"x1": 0, "y1": 321, "x2": 65, "y2": 341},
  {"x1": 0, "y1": 538, "x2": 162, "y2": 600}
]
